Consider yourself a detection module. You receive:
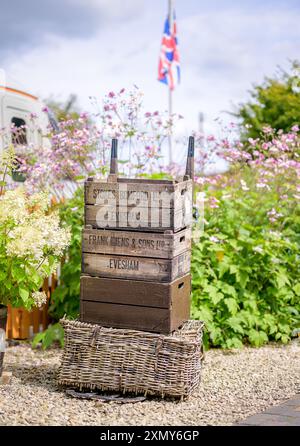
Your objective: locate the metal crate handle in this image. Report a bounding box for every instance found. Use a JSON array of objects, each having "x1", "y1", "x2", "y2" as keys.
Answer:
[
  {"x1": 108, "y1": 138, "x2": 118, "y2": 182},
  {"x1": 184, "y1": 136, "x2": 195, "y2": 181},
  {"x1": 108, "y1": 136, "x2": 194, "y2": 182}
]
